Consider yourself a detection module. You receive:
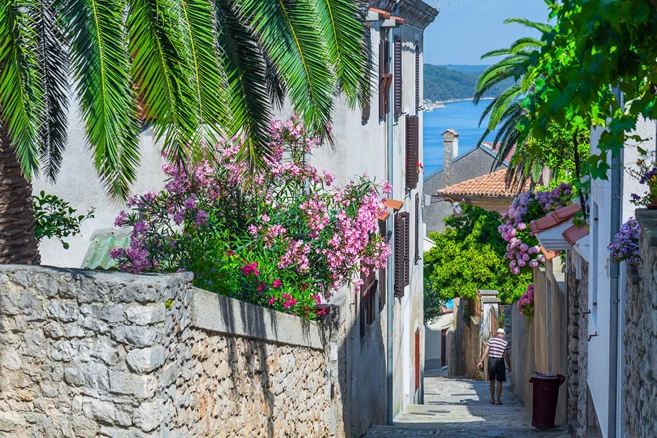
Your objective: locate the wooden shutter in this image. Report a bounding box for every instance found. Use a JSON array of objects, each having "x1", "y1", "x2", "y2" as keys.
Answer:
[
  {"x1": 395, "y1": 212, "x2": 410, "y2": 296},
  {"x1": 403, "y1": 213, "x2": 410, "y2": 287},
  {"x1": 360, "y1": 269, "x2": 377, "y2": 337},
  {"x1": 415, "y1": 45, "x2": 420, "y2": 111},
  {"x1": 379, "y1": 221, "x2": 387, "y2": 311},
  {"x1": 405, "y1": 115, "x2": 419, "y2": 189},
  {"x1": 362, "y1": 25, "x2": 372, "y2": 122},
  {"x1": 414, "y1": 328, "x2": 421, "y2": 391},
  {"x1": 379, "y1": 38, "x2": 392, "y2": 118},
  {"x1": 394, "y1": 36, "x2": 403, "y2": 115},
  {"x1": 414, "y1": 193, "x2": 420, "y2": 264}
]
